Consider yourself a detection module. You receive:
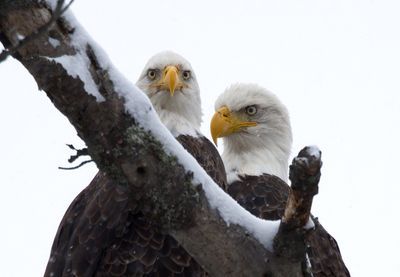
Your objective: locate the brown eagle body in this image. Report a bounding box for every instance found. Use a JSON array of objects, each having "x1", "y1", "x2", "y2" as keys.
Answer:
[
  {"x1": 44, "y1": 135, "x2": 226, "y2": 277},
  {"x1": 228, "y1": 173, "x2": 350, "y2": 277}
]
